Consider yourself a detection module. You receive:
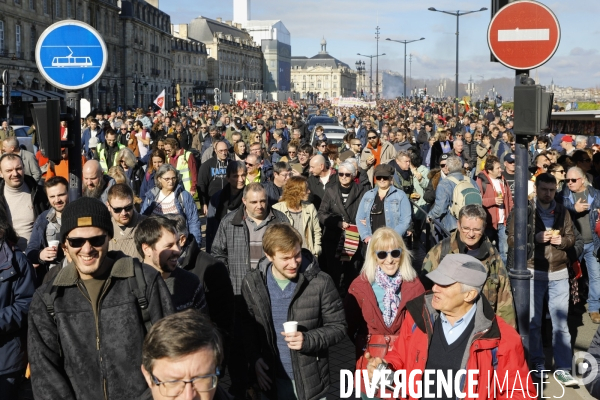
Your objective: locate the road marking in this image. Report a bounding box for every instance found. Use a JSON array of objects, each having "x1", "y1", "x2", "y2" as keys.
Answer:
[{"x1": 498, "y1": 28, "x2": 550, "y2": 42}]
